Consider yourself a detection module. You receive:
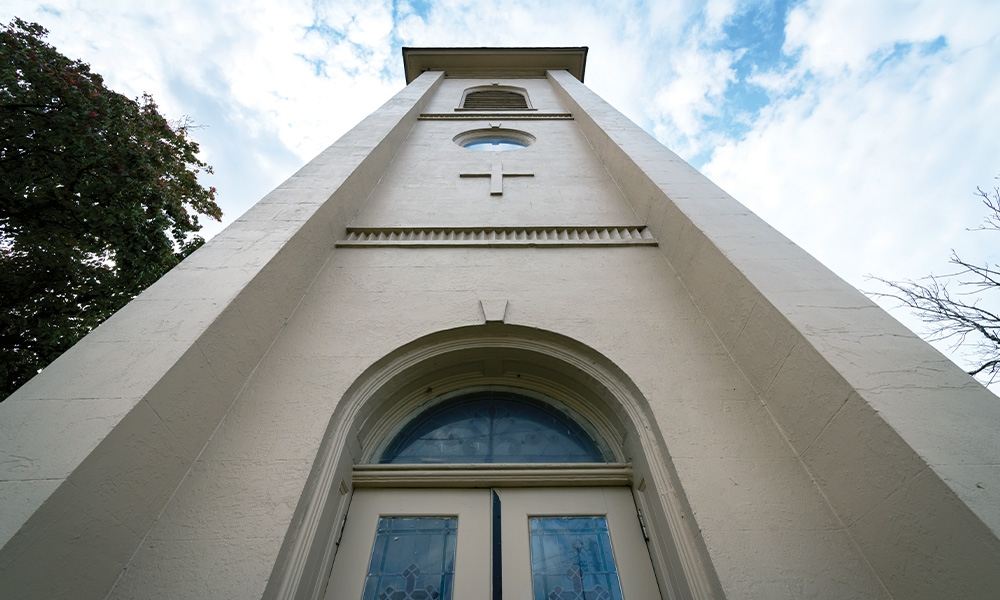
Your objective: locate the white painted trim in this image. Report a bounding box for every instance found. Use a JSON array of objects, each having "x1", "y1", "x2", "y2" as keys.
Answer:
[
  {"x1": 458, "y1": 84, "x2": 535, "y2": 110},
  {"x1": 336, "y1": 226, "x2": 657, "y2": 247},
  {"x1": 264, "y1": 69, "x2": 447, "y2": 600},
  {"x1": 270, "y1": 326, "x2": 719, "y2": 600},
  {"x1": 419, "y1": 113, "x2": 572, "y2": 120},
  {"x1": 353, "y1": 463, "x2": 633, "y2": 488}
]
